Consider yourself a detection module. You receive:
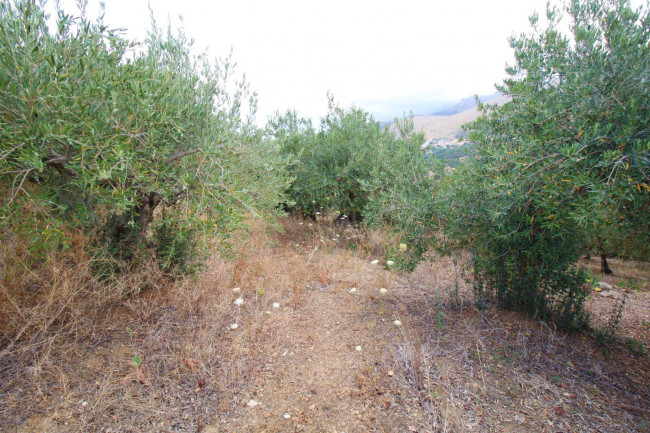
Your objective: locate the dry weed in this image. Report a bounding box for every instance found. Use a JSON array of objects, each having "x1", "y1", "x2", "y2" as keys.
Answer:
[
  {"x1": 2, "y1": 215, "x2": 648, "y2": 432},
  {"x1": 0, "y1": 217, "x2": 313, "y2": 431}
]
